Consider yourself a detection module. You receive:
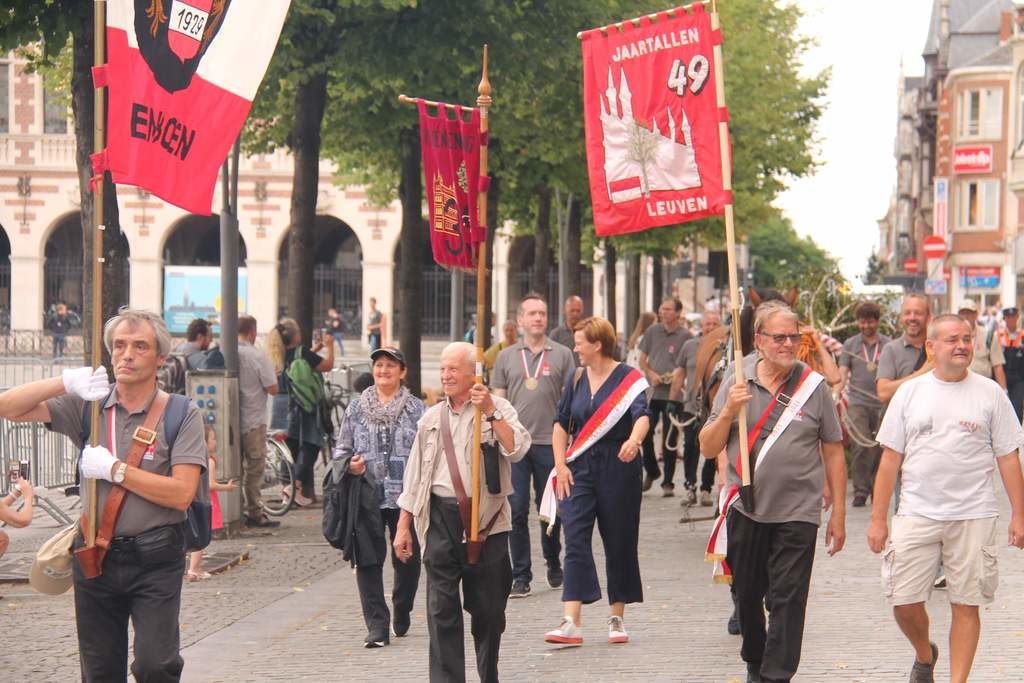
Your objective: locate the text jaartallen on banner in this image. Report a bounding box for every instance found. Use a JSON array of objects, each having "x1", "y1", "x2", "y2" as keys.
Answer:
[
  {"x1": 417, "y1": 101, "x2": 484, "y2": 271},
  {"x1": 581, "y1": 5, "x2": 727, "y2": 236},
  {"x1": 96, "y1": 0, "x2": 291, "y2": 215}
]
